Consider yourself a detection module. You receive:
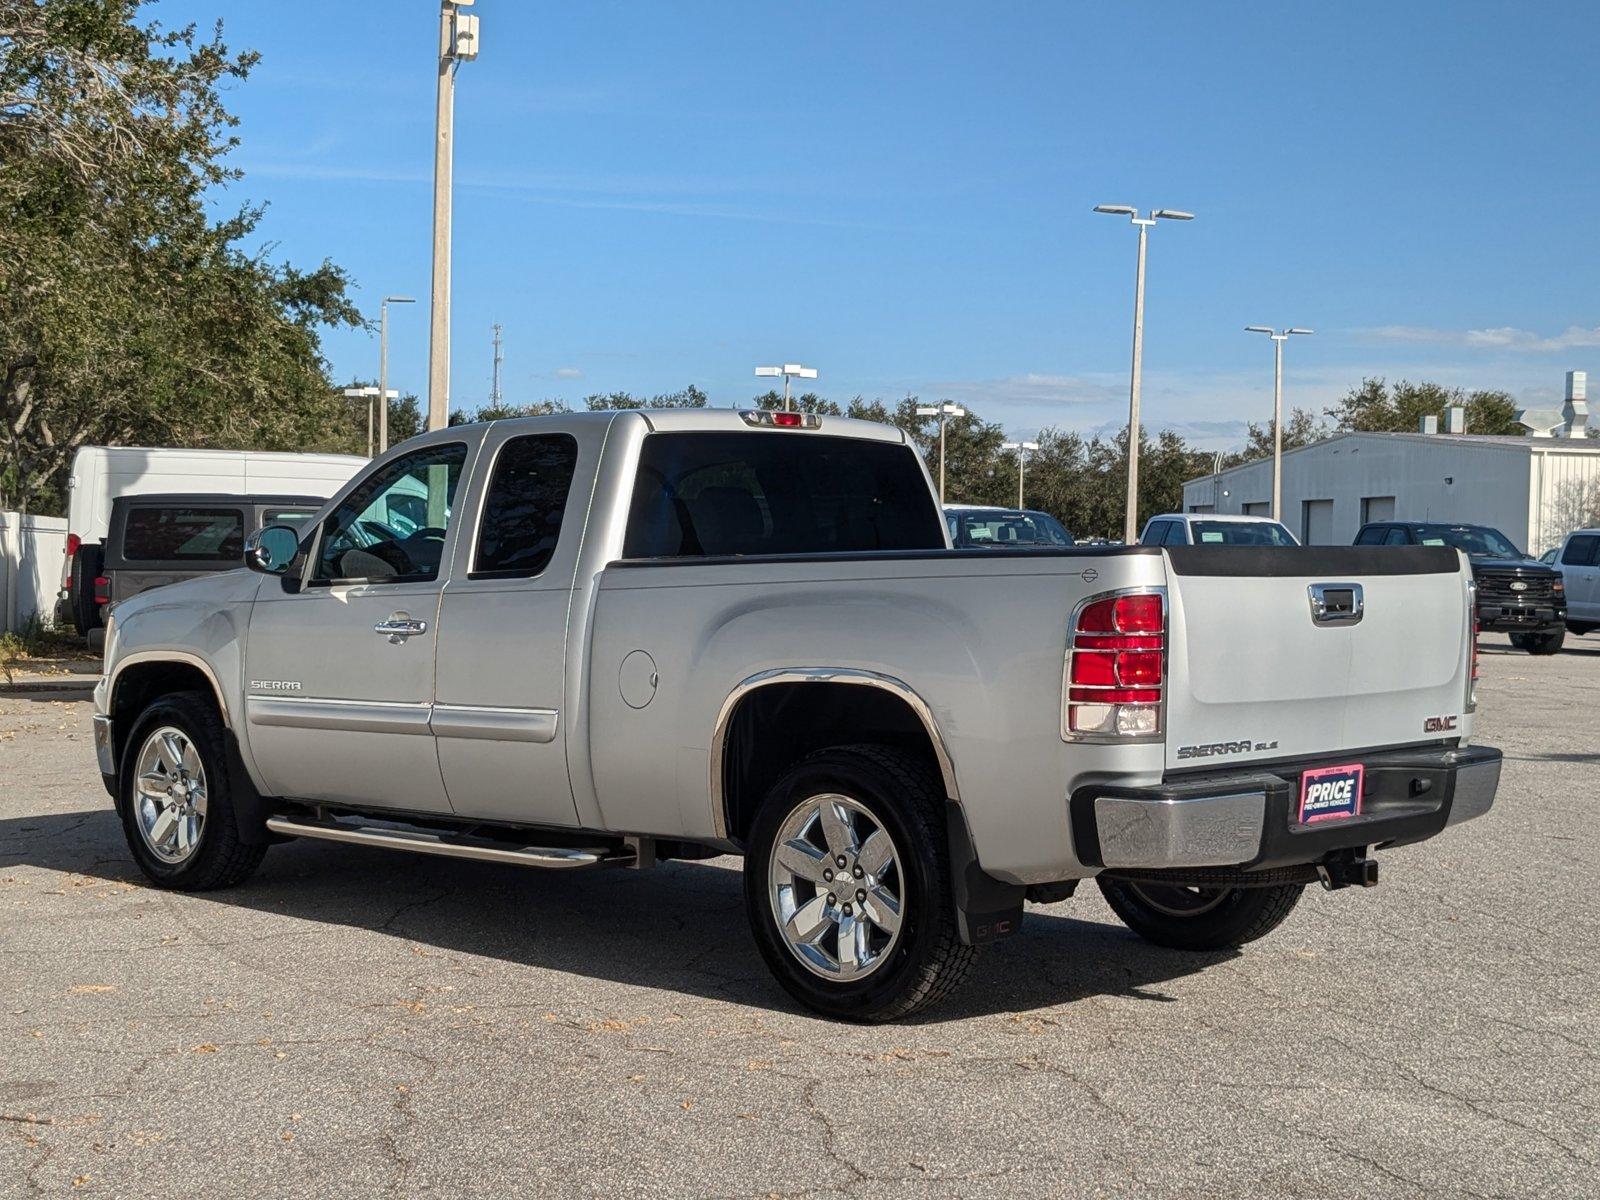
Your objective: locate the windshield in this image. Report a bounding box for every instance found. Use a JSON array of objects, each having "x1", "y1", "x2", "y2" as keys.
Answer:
[
  {"x1": 1189, "y1": 520, "x2": 1297, "y2": 547},
  {"x1": 1410, "y1": 524, "x2": 1522, "y2": 558},
  {"x1": 949, "y1": 509, "x2": 1074, "y2": 548}
]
